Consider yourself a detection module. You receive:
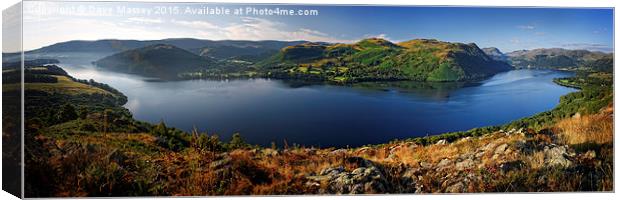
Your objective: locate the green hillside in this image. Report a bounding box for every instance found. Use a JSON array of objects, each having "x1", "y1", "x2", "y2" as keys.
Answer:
[
  {"x1": 506, "y1": 48, "x2": 611, "y2": 69},
  {"x1": 258, "y1": 38, "x2": 512, "y2": 82},
  {"x1": 93, "y1": 44, "x2": 214, "y2": 79}
]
